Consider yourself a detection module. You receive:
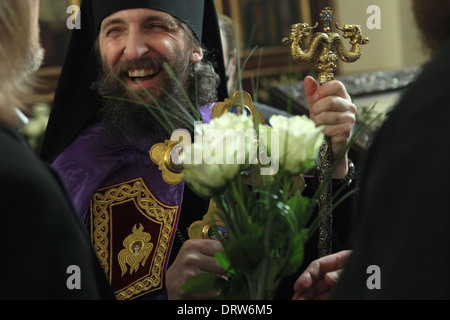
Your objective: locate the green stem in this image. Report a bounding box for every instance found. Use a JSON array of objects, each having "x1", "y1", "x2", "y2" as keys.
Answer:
[
  {"x1": 230, "y1": 179, "x2": 250, "y2": 230},
  {"x1": 257, "y1": 260, "x2": 269, "y2": 300}
]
